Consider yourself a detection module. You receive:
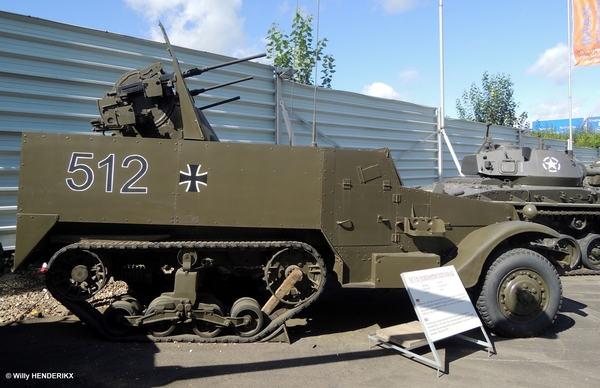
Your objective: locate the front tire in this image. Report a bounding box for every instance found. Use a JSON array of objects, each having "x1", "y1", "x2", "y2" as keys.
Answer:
[{"x1": 476, "y1": 248, "x2": 562, "y2": 338}]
